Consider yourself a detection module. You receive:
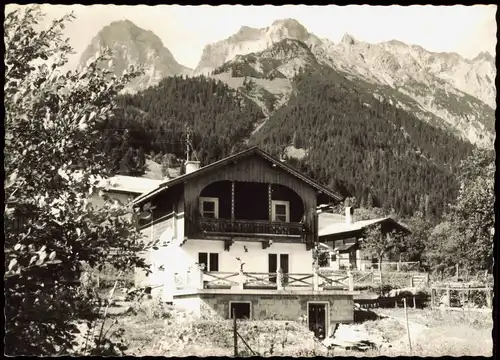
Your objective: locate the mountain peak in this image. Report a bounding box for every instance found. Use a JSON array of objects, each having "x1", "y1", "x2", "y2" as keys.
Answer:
[
  {"x1": 473, "y1": 51, "x2": 494, "y2": 62},
  {"x1": 271, "y1": 18, "x2": 305, "y2": 28},
  {"x1": 341, "y1": 33, "x2": 356, "y2": 45},
  {"x1": 230, "y1": 25, "x2": 262, "y2": 42},
  {"x1": 267, "y1": 18, "x2": 310, "y2": 40},
  {"x1": 79, "y1": 20, "x2": 190, "y2": 92},
  {"x1": 108, "y1": 19, "x2": 137, "y2": 28}
]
